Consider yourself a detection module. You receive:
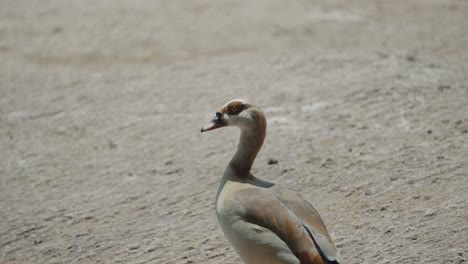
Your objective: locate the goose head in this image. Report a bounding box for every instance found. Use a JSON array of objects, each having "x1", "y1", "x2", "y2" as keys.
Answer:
[{"x1": 201, "y1": 99, "x2": 264, "y2": 133}]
